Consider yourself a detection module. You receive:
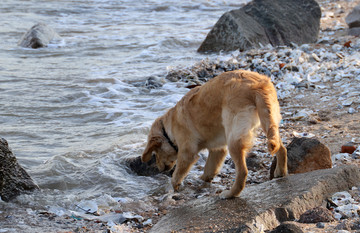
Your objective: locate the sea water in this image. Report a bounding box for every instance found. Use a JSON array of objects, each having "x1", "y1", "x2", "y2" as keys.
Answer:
[{"x1": 0, "y1": 0, "x2": 248, "y2": 218}]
